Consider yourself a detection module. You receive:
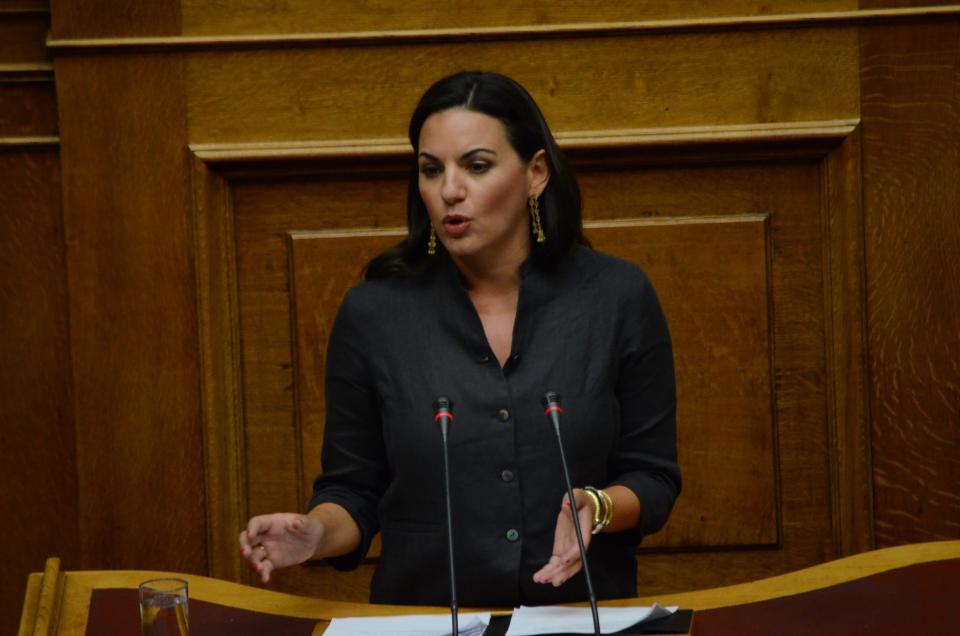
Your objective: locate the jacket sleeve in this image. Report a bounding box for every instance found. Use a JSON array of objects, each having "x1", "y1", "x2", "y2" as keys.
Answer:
[
  {"x1": 308, "y1": 287, "x2": 388, "y2": 571},
  {"x1": 608, "y1": 274, "x2": 681, "y2": 543}
]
